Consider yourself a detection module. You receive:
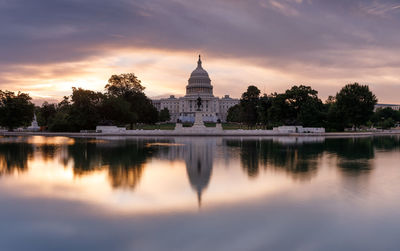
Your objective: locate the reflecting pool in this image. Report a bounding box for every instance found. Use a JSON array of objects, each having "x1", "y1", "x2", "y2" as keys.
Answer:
[{"x1": 1, "y1": 136, "x2": 400, "y2": 251}]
